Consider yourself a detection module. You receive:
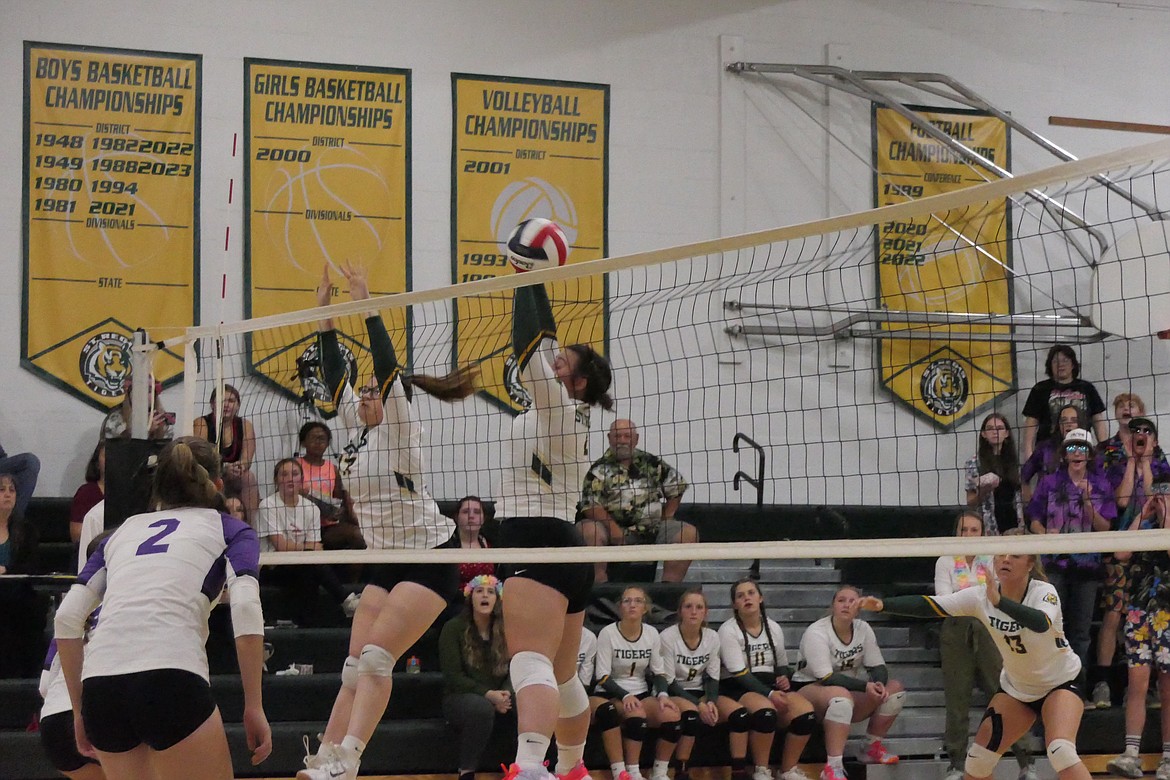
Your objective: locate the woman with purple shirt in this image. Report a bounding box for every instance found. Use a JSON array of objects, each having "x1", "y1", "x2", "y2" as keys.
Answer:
[{"x1": 1026, "y1": 428, "x2": 1117, "y2": 676}]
